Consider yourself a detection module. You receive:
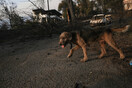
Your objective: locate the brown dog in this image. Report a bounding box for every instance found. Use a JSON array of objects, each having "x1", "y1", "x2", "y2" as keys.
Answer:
[{"x1": 59, "y1": 25, "x2": 130, "y2": 62}]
